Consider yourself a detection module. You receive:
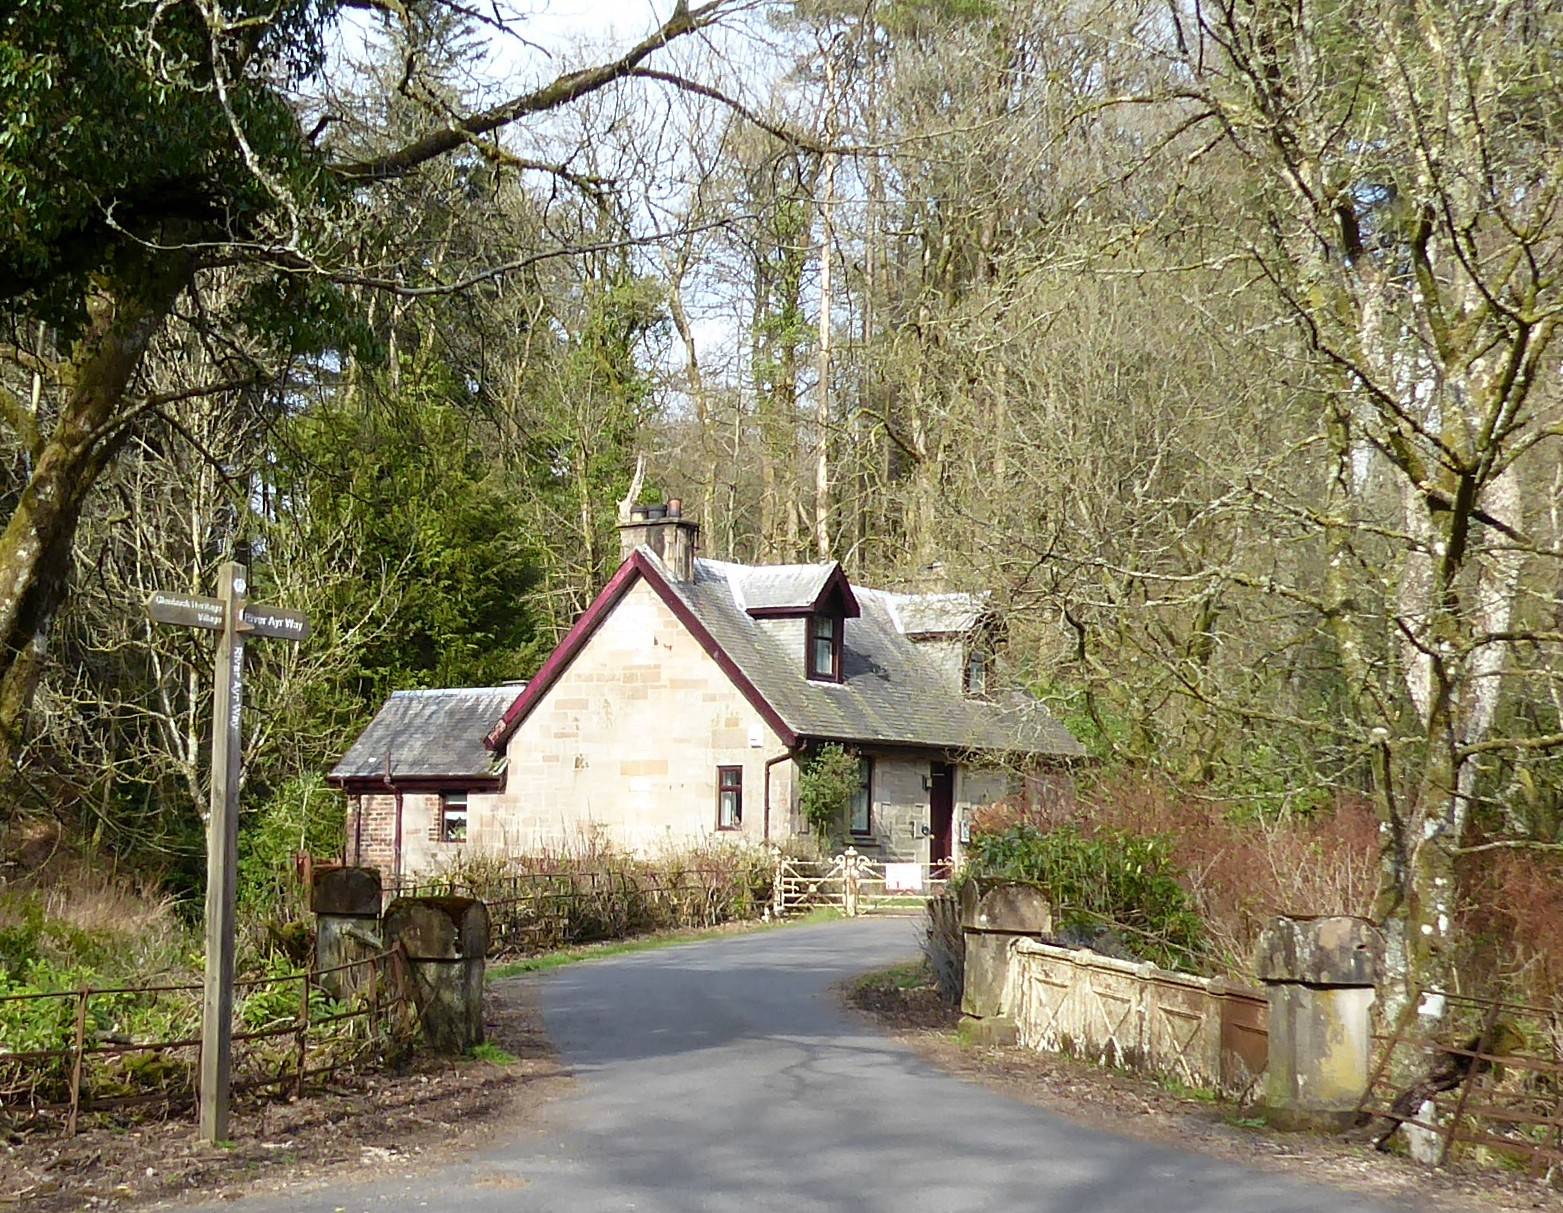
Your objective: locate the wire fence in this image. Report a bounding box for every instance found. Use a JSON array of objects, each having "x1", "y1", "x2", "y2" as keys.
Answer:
[{"x1": 0, "y1": 945, "x2": 418, "y2": 1139}]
